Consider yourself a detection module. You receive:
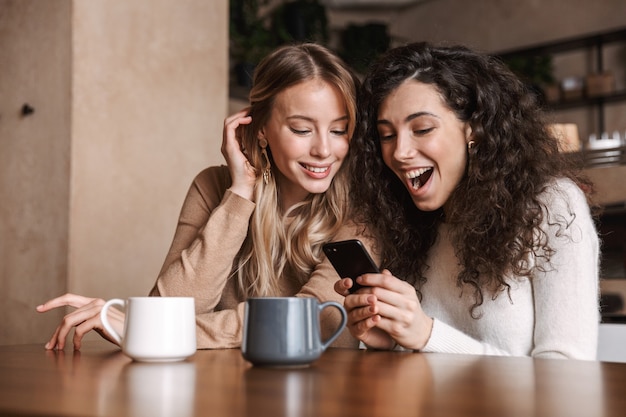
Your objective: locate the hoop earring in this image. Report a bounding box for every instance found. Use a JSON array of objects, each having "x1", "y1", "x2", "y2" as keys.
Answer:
[
  {"x1": 467, "y1": 140, "x2": 476, "y2": 150},
  {"x1": 259, "y1": 138, "x2": 271, "y2": 185}
]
